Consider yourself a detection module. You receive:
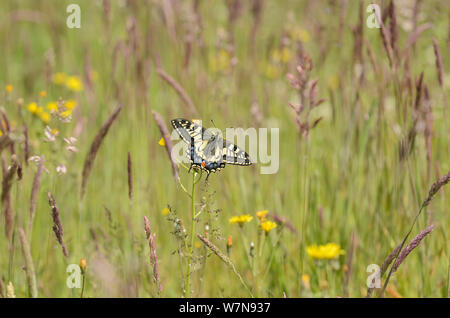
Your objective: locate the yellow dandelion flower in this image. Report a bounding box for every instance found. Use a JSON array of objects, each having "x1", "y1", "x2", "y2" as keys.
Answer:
[
  {"x1": 65, "y1": 99, "x2": 77, "y2": 110},
  {"x1": 47, "y1": 101, "x2": 58, "y2": 112},
  {"x1": 65, "y1": 76, "x2": 83, "y2": 92},
  {"x1": 255, "y1": 210, "x2": 268, "y2": 222},
  {"x1": 39, "y1": 90, "x2": 47, "y2": 98},
  {"x1": 52, "y1": 72, "x2": 67, "y2": 85},
  {"x1": 162, "y1": 207, "x2": 170, "y2": 215},
  {"x1": 158, "y1": 137, "x2": 166, "y2": 147},
  {"x1": 306, "y1": 243, "x2": 345, "y2": 260},
  {"x1": 27, "y1": 102, "x2": 38, "y2": 114},
  {"x1": 40, "y1": 112, "x2": 51, "y2": 124},
  {"x1": 229, "y1": 214, "x2": 253, "y2": 226},
  {"x1": 260, "y1": 220, "x2": 277, "y2": 233},
  {"x1": 5, "y1": 85, "x2": 13, "y2": 93}
]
